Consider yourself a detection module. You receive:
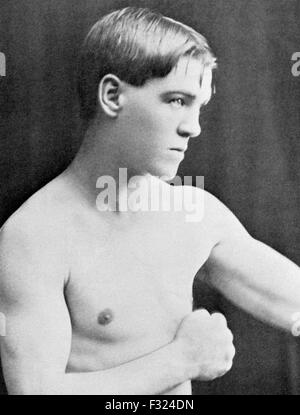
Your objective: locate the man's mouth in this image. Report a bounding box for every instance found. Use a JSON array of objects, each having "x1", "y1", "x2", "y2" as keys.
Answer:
[{"x1": 170, "y1": 147, "x2": 187, "y2": 152}]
